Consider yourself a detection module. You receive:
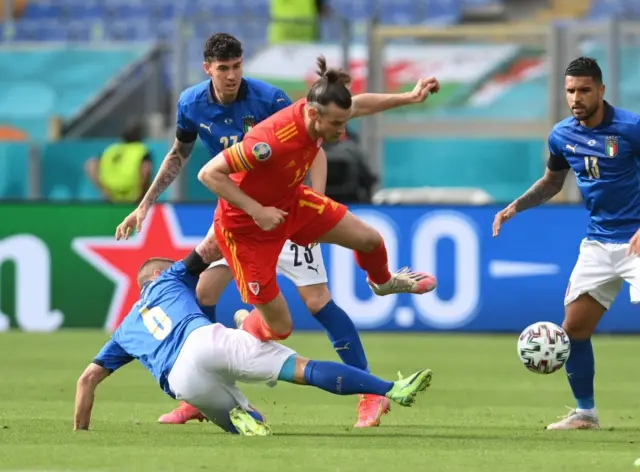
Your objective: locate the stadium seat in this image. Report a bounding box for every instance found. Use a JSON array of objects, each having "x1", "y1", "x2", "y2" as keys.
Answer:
[
  {"x1": 327, "y1": 0, "x2": 373, "y2": 20},
  {"x1": 244, "y1": 0, "x2": 270, "y2": 17},
  {"x1": 587, "y1": 0, "x2": 625, "y2": 19},
  {"x1": 22, "y1": 1, "x2": 61, "y2": 20},
  {"x1": 0, "y1": 48, "x2": 151, "y2": 140},
  {"x1": 378, "y1": 0, "x2": 422, "y2": 25},
  {"x1": 460, "y1": 0, "x2": 505, "y2": 17},
  {"x1": 424, "y1": 0, "x2": 462, "y2": 24}
]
